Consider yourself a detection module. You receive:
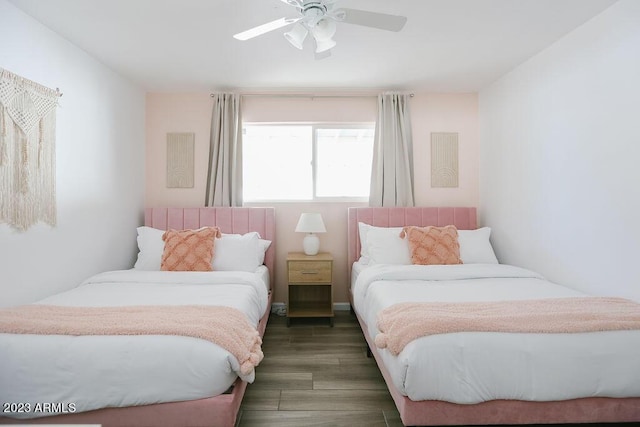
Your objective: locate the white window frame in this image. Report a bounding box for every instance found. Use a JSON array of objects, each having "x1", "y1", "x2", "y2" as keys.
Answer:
[{"x1": 243, "y1": 122, "x2": 375, "y2": 202}]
